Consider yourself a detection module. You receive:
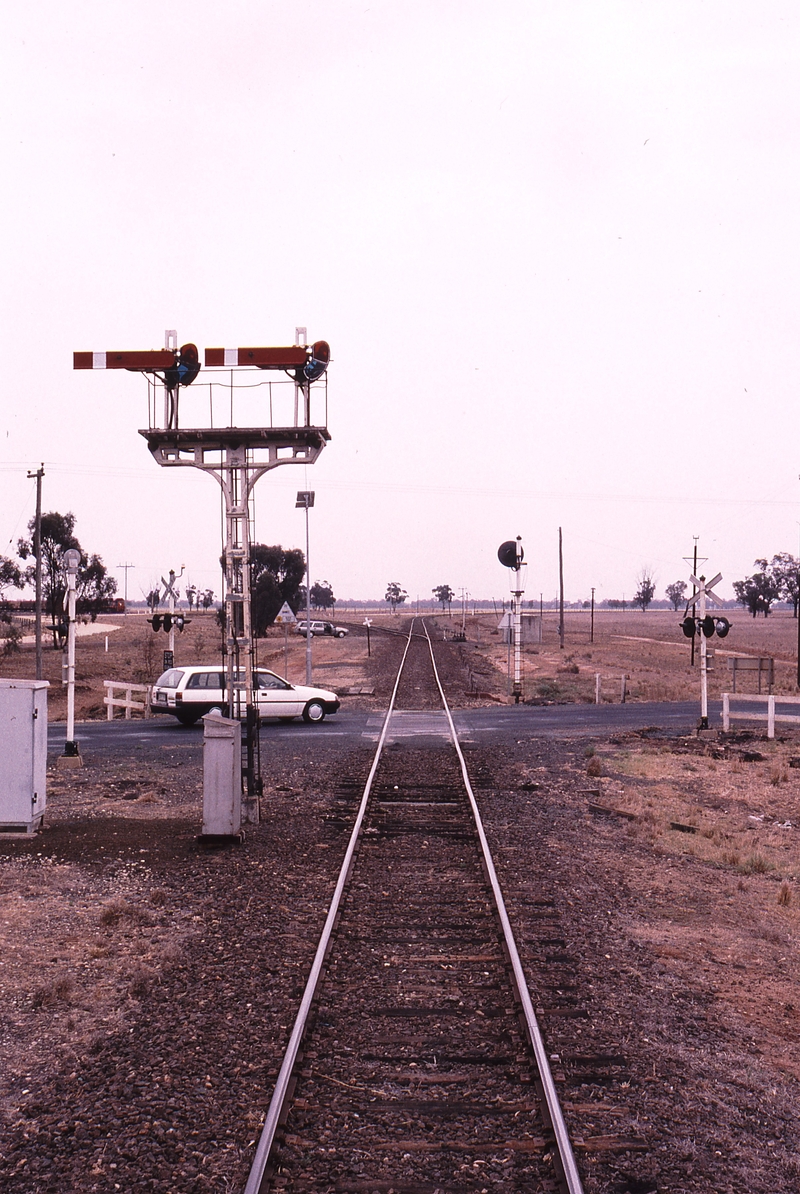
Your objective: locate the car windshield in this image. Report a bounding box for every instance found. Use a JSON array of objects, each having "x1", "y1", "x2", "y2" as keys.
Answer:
[{"x1": 155, "y1": 669, "x2": 184, "y2": 688}]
